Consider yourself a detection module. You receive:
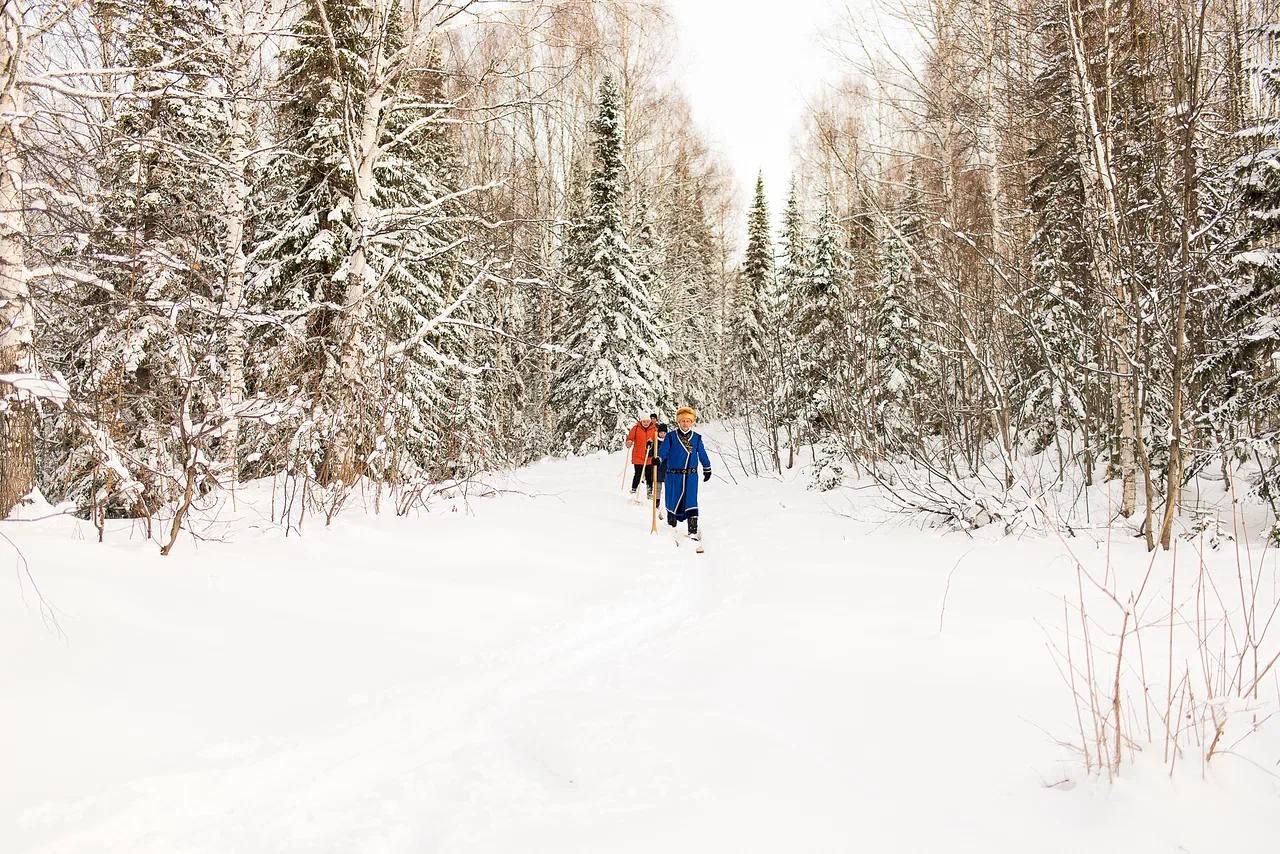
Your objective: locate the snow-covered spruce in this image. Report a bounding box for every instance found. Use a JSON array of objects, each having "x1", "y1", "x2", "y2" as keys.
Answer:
[
  {"x1": 551, "y1": 75, "x2": 671, "y2": 455},
  {"x1": 249, "y1": 1, "x2": 472, "y2": 489}
]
